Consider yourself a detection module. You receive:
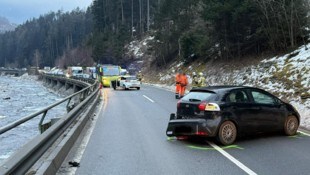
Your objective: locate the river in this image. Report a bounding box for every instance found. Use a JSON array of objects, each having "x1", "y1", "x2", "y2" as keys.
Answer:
[{"x1": 0, "y1": 75, "x2": 66, "y2": 163}]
